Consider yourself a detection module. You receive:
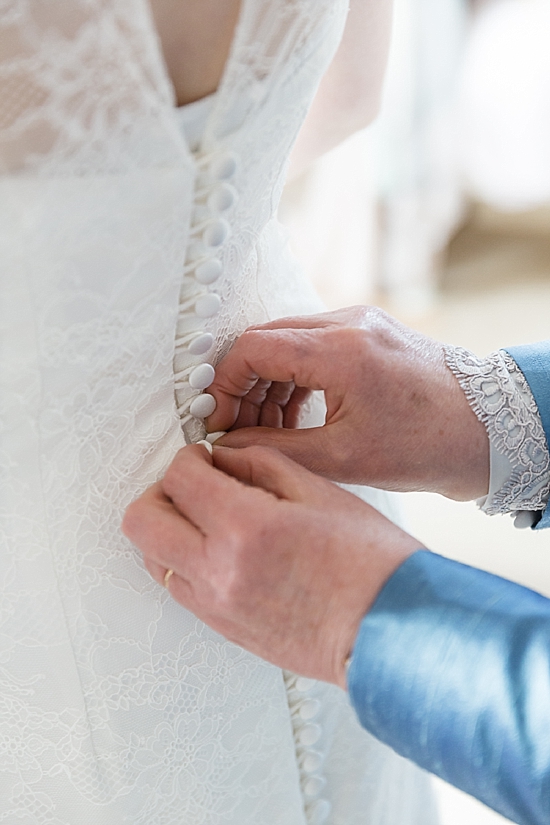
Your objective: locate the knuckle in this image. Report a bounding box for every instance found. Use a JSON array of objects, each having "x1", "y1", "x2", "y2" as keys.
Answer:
[
  {"x1": 239, "y1": 328, "x2": 262, "y2": 352},
  {"x1": 364, "y1": 306, "x2": 400, "y2": 344},
  {"x1": 326, "y1": 325, "x2": 366, "y2": 370},
  {"x1": 243, "y1": 444, "x2": 280, "y2": 470},
  {"x1": 287, "y1": 330, "x2": 313, "y2": 361},
  {"x1": 241, "y1": 327, "x2": 259, "y2": 341},
  {"x1": 212, "y1": 542, "x2": 248, "y2": 610},
  {"x1": 161, "y1": 468, "x2": 178, "y2": 500},
  {"x1": 242, "y1": 444, "x2": 270, "y2": 462},
  {"x1": 365, "y1": 304, "x2": 386, "y2": 323},
  {"x1": 215, "y1": 571, "x2": 240, "y2": 612},
  {"x1": 162, "y1": 449, "x2": 188, "y2": 497},
  {"x1": 121, "y1": 499, "x2": 144, "y2": 541}
]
